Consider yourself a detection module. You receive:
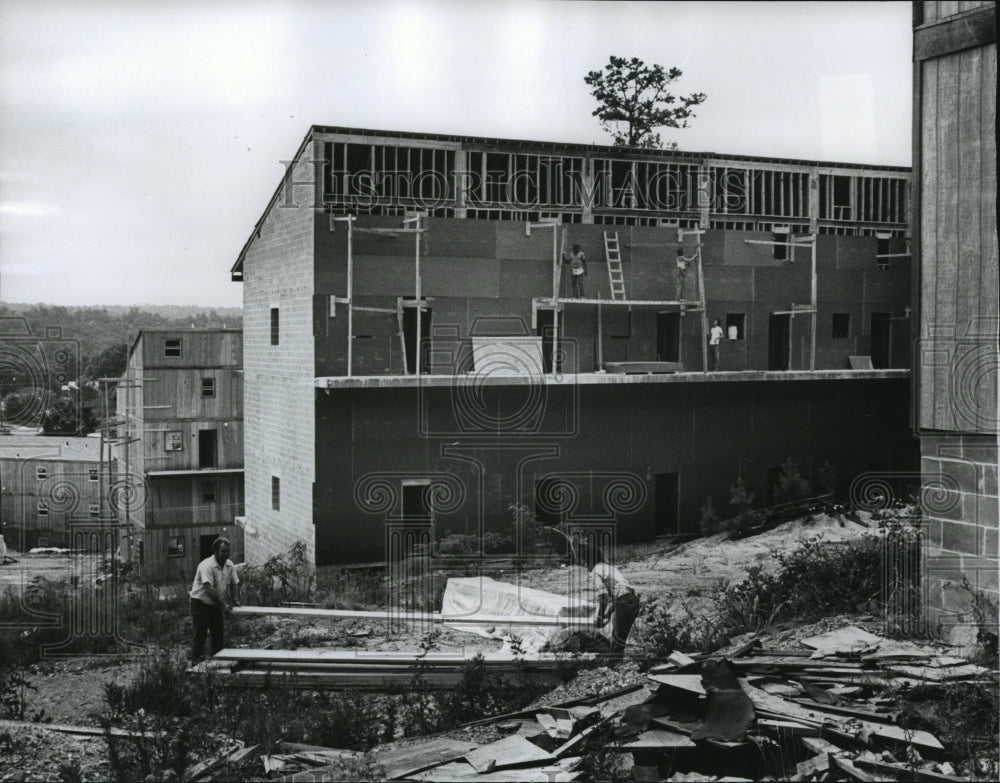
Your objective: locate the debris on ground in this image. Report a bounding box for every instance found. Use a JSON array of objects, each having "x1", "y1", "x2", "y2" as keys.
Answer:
[{"x1": 226, "y1": 623, "x2": 996, "y2": 782}]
